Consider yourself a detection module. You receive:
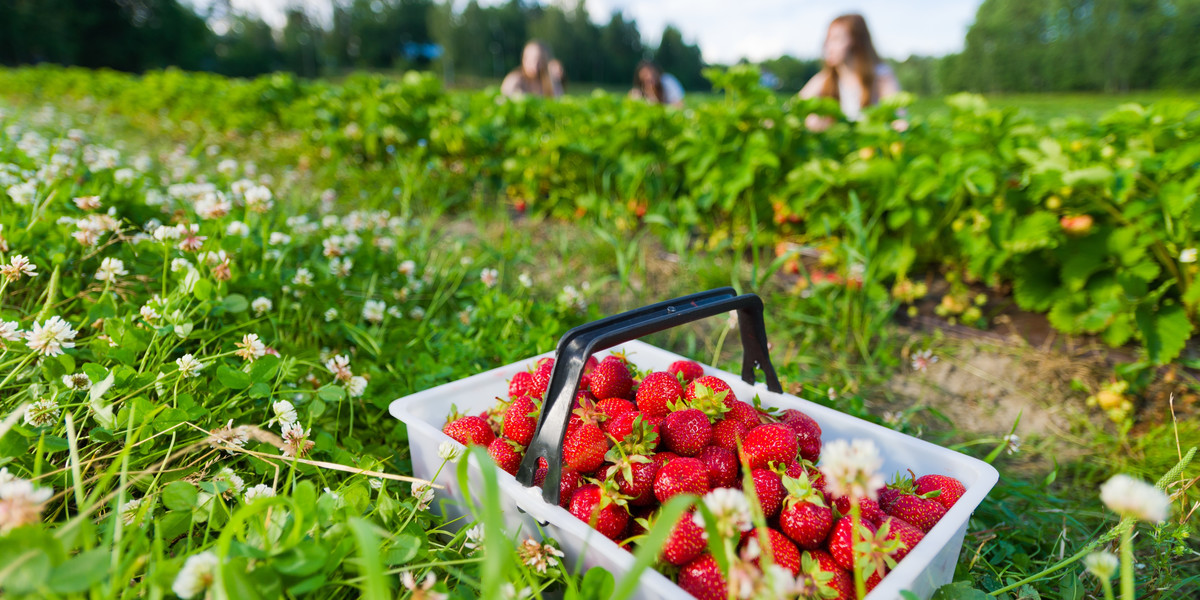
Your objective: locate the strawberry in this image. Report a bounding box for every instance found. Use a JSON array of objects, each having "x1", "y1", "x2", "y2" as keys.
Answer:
[
  {"x1": 885, "y1": 493, "x2": 947, "y2": 533},
  {"x1": 654, "y1": 457, "x2": 710, "y2": 503},
  {"x1": 712, "y1": 418, "x2": 754, "y2": 452},
  {"x1": 603, "y1": 410, "x2": 641, "y2": 440},
  {"x1": 502, "y1": 395, "x2": 539, "y2": 446},
  {"x1": 653, "y1": 451, "x2": 680, "y2": 467},
  {"x1": 875, "y1": 516, "x2": 924, "y2": 561},
  {"x1": 783, "y1": 461, "x2": 827, "y2": 493},
  {"x1": 533, "y1": 466, "x2": 582, "y2": 509},
  {"x1": 725, "y1": 400, "x2": 761, "y2": 427},
  {"x1": 589, "y1": 359, "x2": 633, "y2": 401},
  {"x1": 668, "y1": 359, "x2": 705, "y2": 385},
  {"x1": 442, "y1": 415, "x2": 495, "y2": 447},
  {"x1": 832, "y1": 496, "x2": 885, "y2": 524},
  {"x1": 568, "y1": 483, "x2": 629, "y2": 540},
  {"x1": 487, "y1": 438, "x2": 523, "y2": 475},
  {"x1": 742, "y1": 423, "x2": 800, "y2": 470},
  {"x1": 914, "y1": 474, "x2": 965, "y2": 510},
  {"x1": 583, "y1": 355, "x2": 600, "y2": 374},
  {"x1": 750, "y1": 469, "x2": 786, "y2": 519},
  {"x1": 827, "y1": 516, "x2": 879, "y2": 571},
  {"x1": 779, "y1": 473, "x2": 833, "y2": 550},
  {"x1": 508, "y1": 371, "x2": 534, "y2": 399},
  {"x1": 634, "y1": 371, "x2": 683, "y2": 418},
  {"x1": 527, "y1": 358, "x2": 555, "y2": 400},
  {"x1": 798, "y1": 550, "x2": 851, "y2": 600},
  {"x1": 698, "y1": 445, "x2": 739, "y2": 489},
  {"x1": 602, "y1": 458, "x2": 660, "y2": 506},
  {"x1": 661, "y1": 408, "x2": 713, "y2": 456},
  {"x1": 596, "y1": 397, "x2": 635, "y2": 419},
  {"x1": 685, "y1": 375, "x2": 735, "y2": 403},
  {"x1": 746, "y1": 527, "x2": 802, "y2": 575},
  {"x1": 661, "y1": 511, "x2": 708, "y2": 566},
  {"x1": 562, "y1": 423, "x2": 609, "y2": 474},
  {"x1": 781, "y1": 409, "x2": 822, "y2": 462},
  {"x1": 678, "y1": 554, "x2": 727, "y2": 600}
]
